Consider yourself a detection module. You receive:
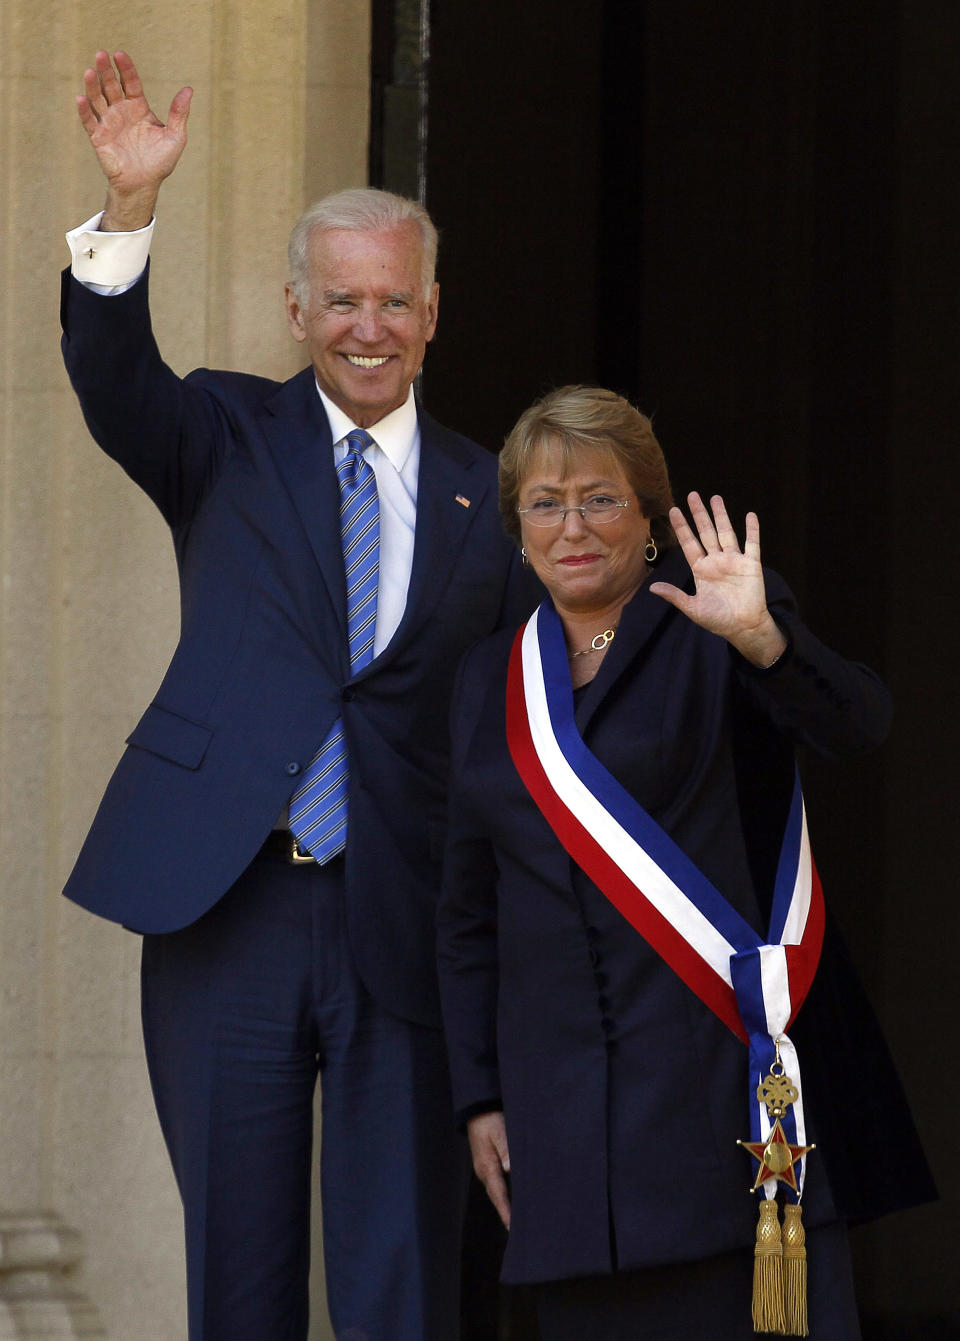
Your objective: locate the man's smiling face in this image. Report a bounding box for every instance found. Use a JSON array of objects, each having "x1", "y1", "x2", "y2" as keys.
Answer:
[{"x1": 285, "y1": 224, "x2": 439, "y2": 428}]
